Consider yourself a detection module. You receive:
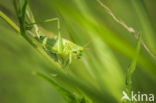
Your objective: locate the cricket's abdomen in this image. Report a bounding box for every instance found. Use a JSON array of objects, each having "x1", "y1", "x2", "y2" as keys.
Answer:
[{"x1": 40, "y1": 36, "x2": 57, "y2": 52}]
